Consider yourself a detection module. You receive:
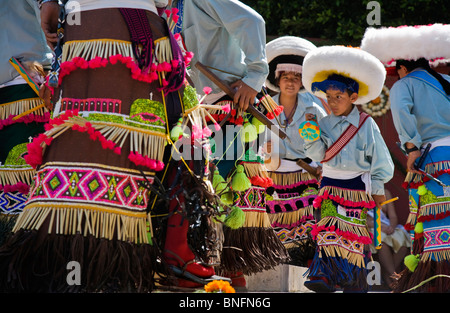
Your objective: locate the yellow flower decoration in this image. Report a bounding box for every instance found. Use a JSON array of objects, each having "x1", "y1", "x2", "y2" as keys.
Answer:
[{"x1": 204, "y1": 280, "x2": 235, "y2": 293}]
